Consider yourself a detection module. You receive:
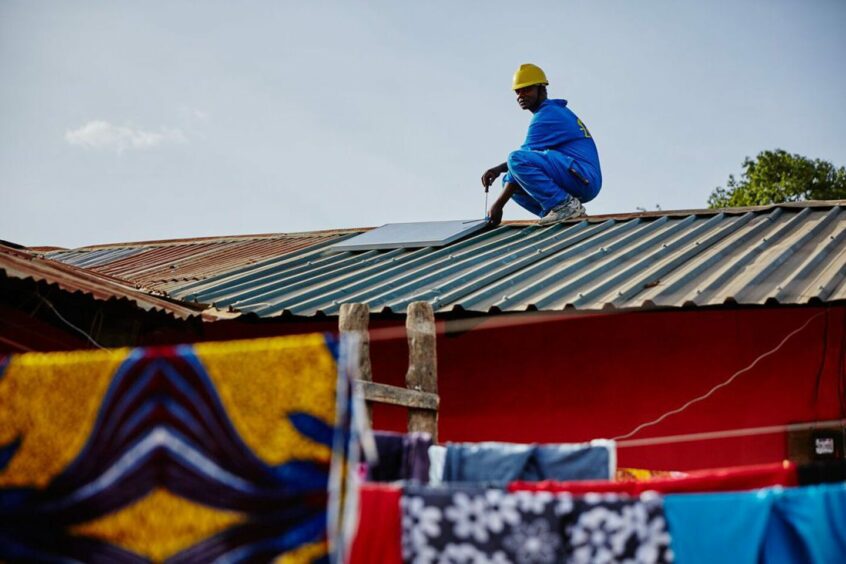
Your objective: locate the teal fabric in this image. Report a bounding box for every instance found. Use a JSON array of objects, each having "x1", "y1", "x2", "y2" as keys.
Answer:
[
  {"x1": 762, "y1": 483, "x2": 846, "y2": 563},
  {"x1": 665, "y1": 483, "x2": 846, "y2": 564},
  {"x1": 664, "y1": 488, "x2": 775, "y2": 564}
]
